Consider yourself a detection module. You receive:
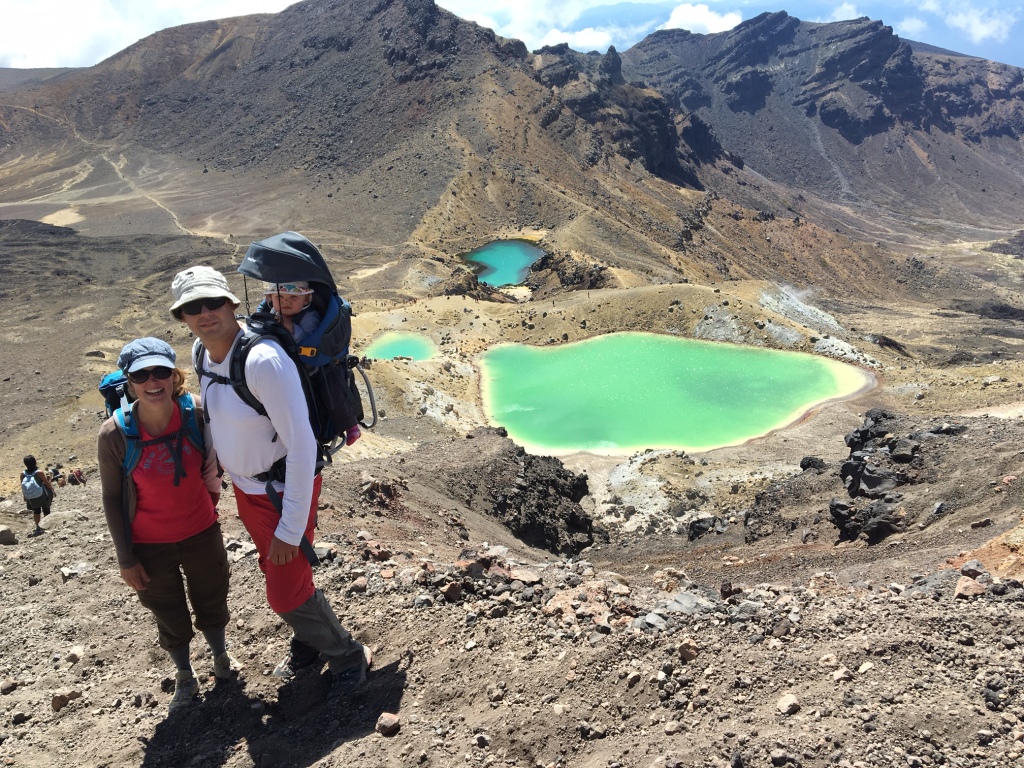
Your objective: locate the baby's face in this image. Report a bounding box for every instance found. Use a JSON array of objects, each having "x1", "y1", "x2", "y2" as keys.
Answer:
[{"x1": 267, "y1": 292, "x2": 310, "y2": 318}]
